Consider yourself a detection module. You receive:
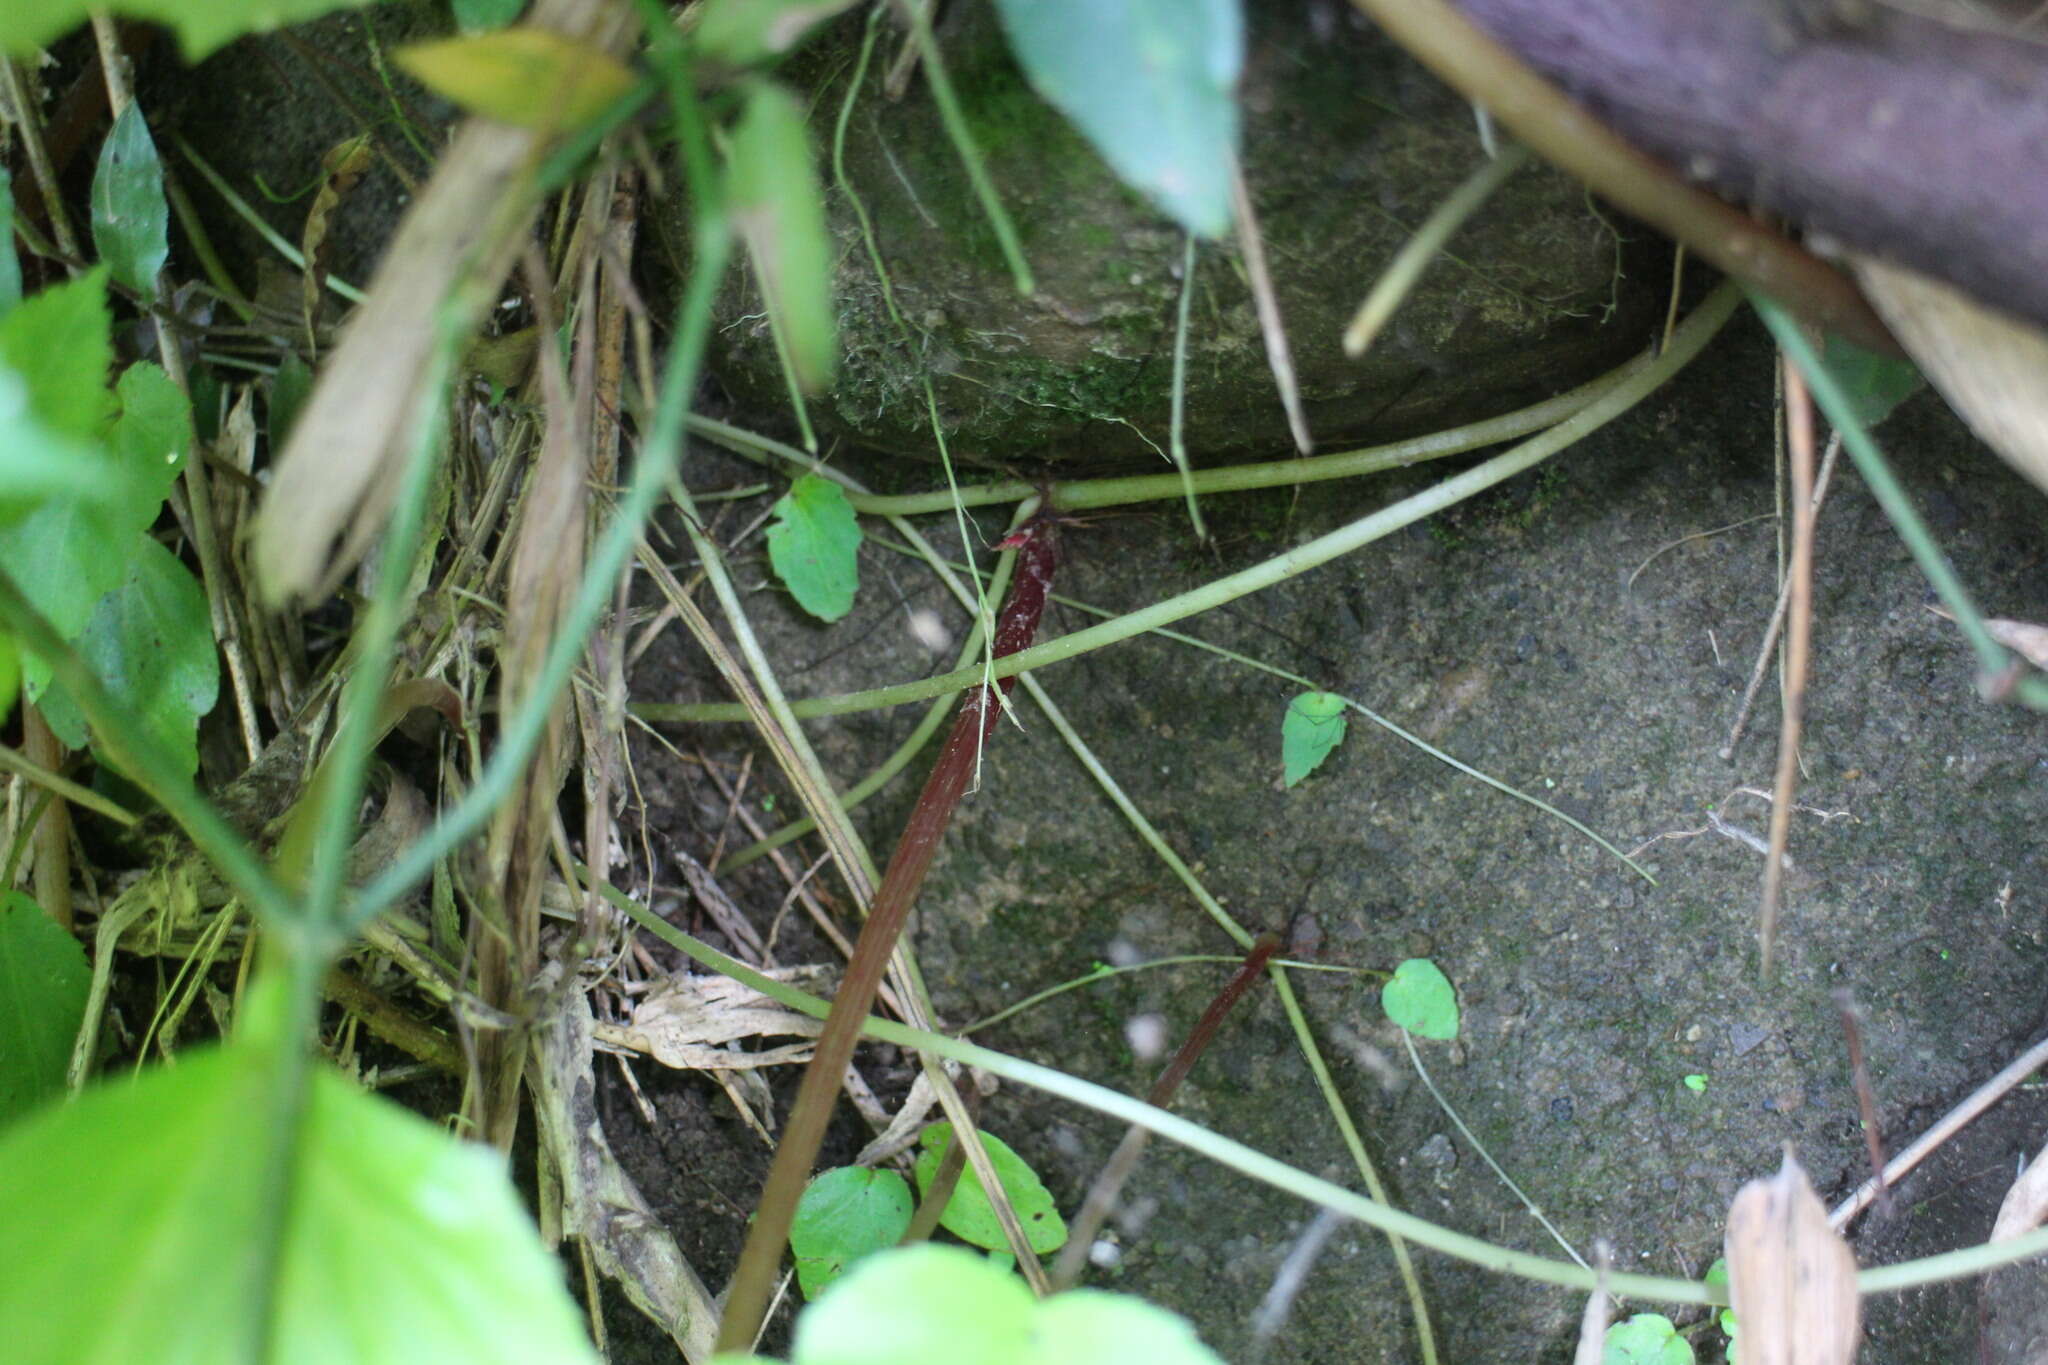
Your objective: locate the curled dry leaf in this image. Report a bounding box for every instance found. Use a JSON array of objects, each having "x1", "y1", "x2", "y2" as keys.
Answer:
[
  {"x1": 1571, "y1": 1241, "x2": 1613, "y2": 1365},
  {"x1": 1724, "y1": 1149, "x2": 1861, "y2": 1365},
  {"x1": 1852, "y1": 255, "x2": 2048, "y2": 498},
  {"x1": 596, "y1": 965, "x2": 835, "y2": 1071},
  {"x1": 1992, "y1": 1141, "x2": 2048, "y2": 1242}
]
